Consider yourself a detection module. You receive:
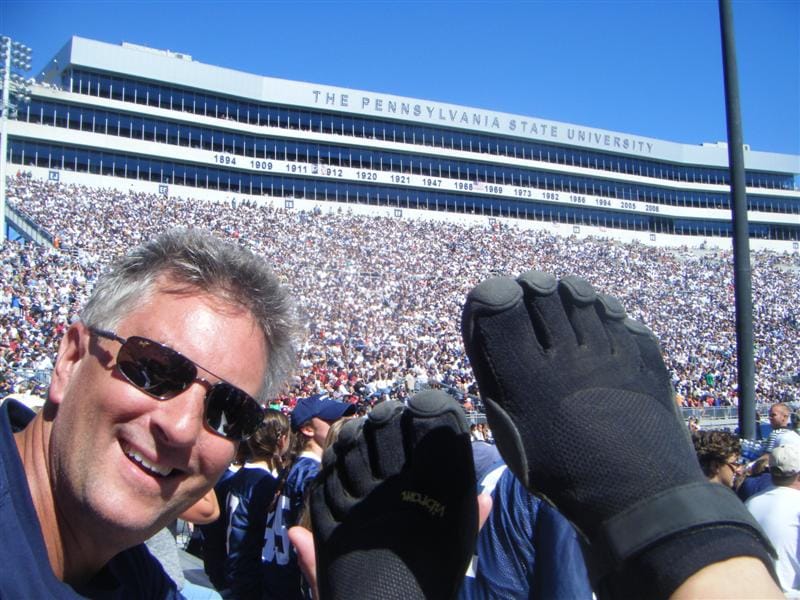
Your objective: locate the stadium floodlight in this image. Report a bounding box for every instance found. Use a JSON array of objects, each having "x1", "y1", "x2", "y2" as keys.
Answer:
[{"x1": 1, "y1": 35, "x2": 33, "y2": 243}]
